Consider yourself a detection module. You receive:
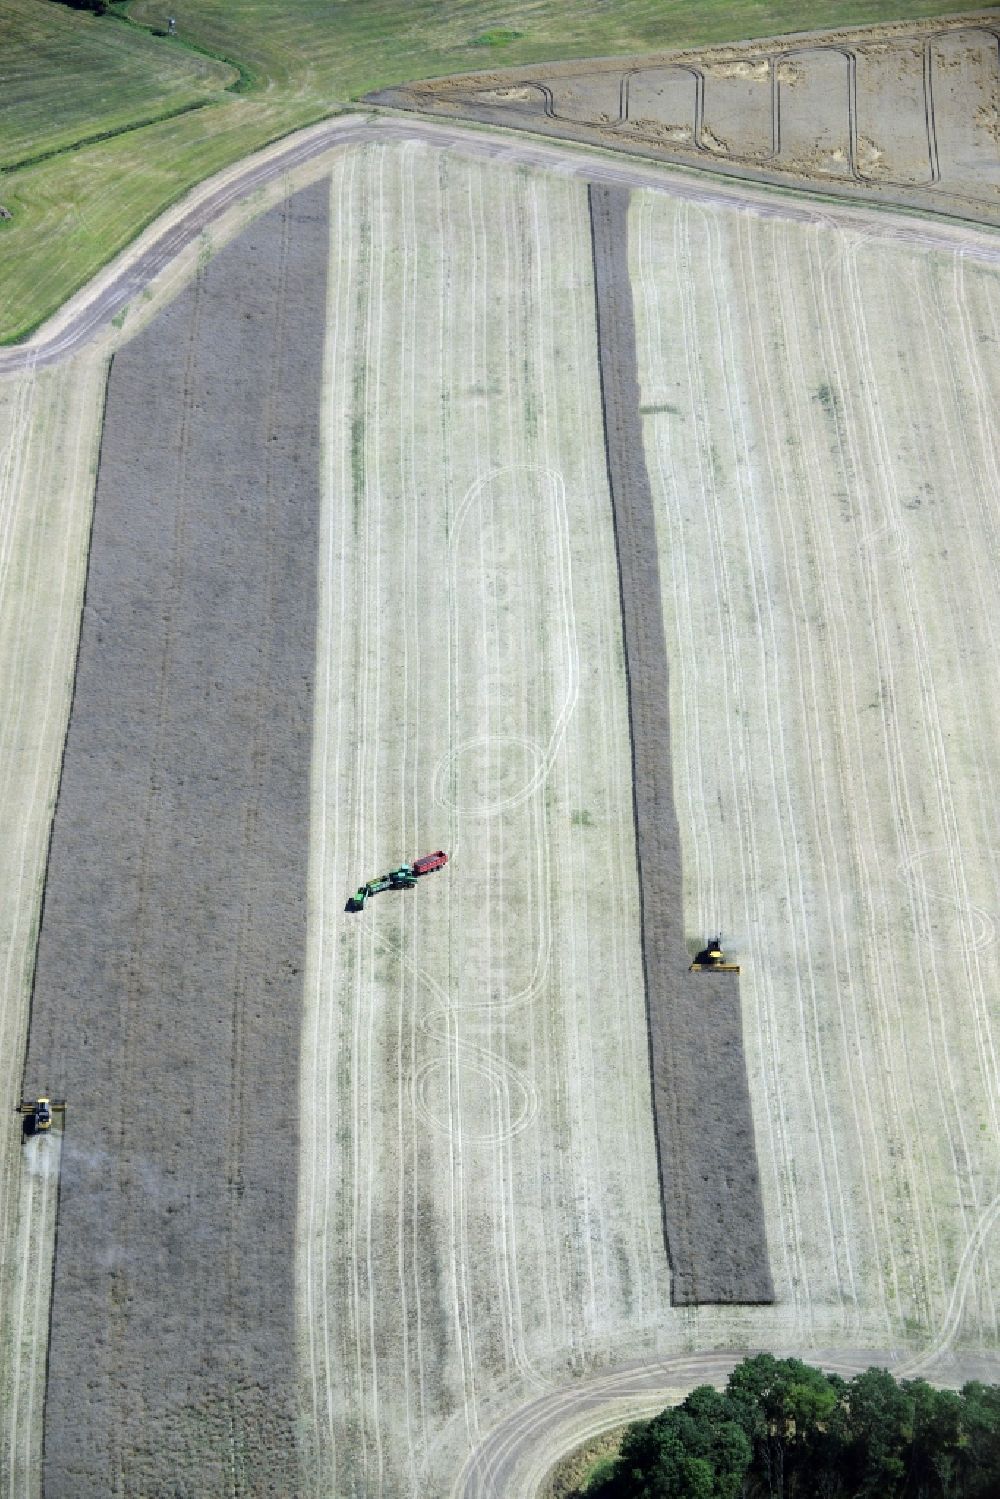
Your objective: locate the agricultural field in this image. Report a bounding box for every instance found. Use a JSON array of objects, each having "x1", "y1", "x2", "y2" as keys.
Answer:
[
  {"x1": 378, "y1": 11, "x2": 1000, "y2": 227},
  {"x1": 0, "y1": 0, "x2": 234, "y2": 171},
  {"x1": 629, "y1": 181, "x2": 1000, "y2": 1356},
  {"x1": 0, "y1": 353, "x2": 107, "y2": 1489},
  {"x1": 299, "y1": 143, "x2": 664, "y2": 1499},
  {"x1": 0, "y1": 114, "x2": 999, "y2": 1495},
  {"x1": 298, "y1": 140, "x2": 1000, "y2": 1495},
  {"x1": 0, "y1": 0, "x2": 977, "y2": 342}
]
